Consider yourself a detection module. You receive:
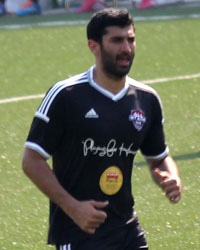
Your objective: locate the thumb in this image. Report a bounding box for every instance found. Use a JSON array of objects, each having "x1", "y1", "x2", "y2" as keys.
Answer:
[
  {"x1": 154, "y1": 168, "x2": 167, "y2": 180},
  {"x1": 90, "y1": 200, "x2": 109, "y2": 209}
]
